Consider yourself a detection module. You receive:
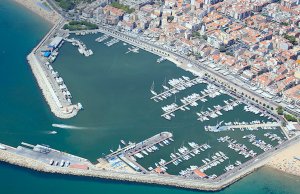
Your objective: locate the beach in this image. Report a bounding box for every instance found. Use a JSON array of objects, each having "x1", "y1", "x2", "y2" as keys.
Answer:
[
  {"x1": 13, "y1": 0, "x2": 60, "y2": 24},
  {"x1": 267, "y1": 139, "x2": 300, "y2": 176}
]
